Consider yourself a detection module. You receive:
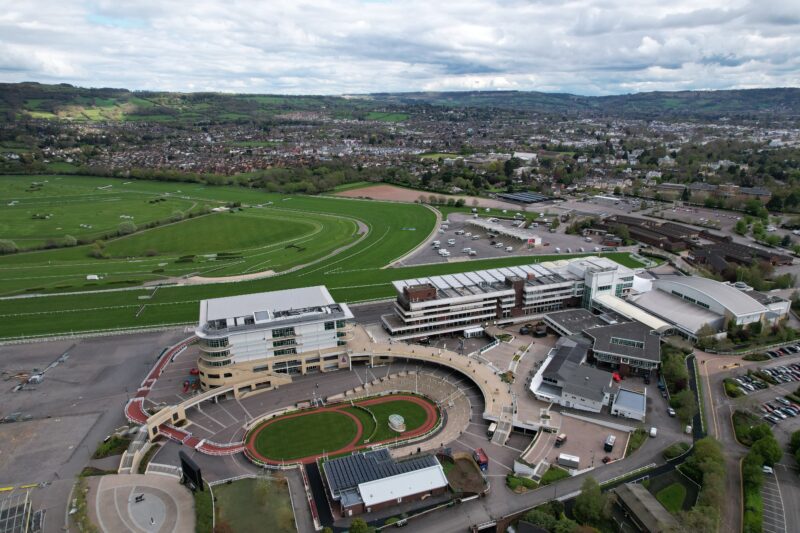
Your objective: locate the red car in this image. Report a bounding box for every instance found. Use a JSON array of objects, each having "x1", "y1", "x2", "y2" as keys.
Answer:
[{"x1": 189, "y1": 368, "x2": 200, "y2": 376}]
